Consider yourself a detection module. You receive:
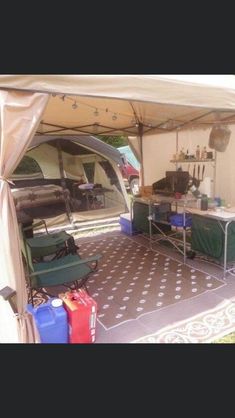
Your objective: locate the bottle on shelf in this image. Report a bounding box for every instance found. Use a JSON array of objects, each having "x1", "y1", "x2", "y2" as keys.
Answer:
[
  {"x1": 201, "y1": 146, "x2": 207, "y2": 160},
  {"x1": 196, "y1": 145, "x2": 200, "y2": 160},
  {"x1": 179, "y1": 148, "x2": 185, "y2": 159}
]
